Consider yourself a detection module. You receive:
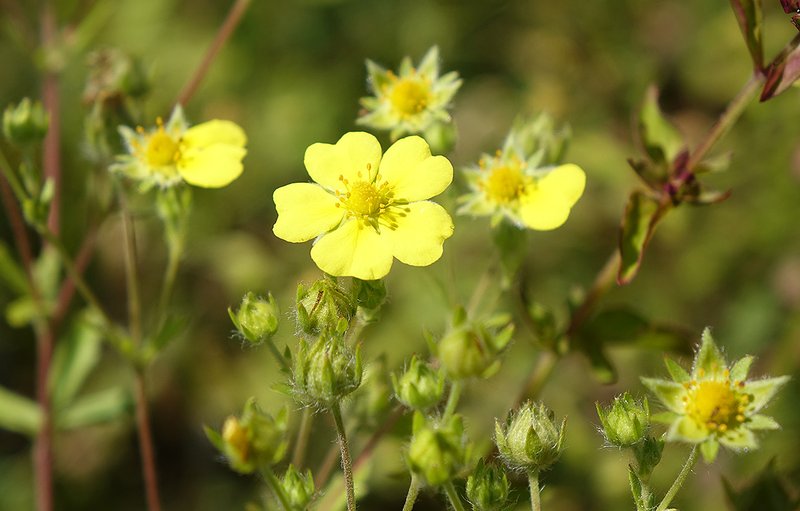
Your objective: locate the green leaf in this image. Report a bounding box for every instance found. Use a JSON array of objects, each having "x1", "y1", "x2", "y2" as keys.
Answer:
[
  {"x1": 729, "y1": 0, "x2": 764, "y2": 70},
  {"x1": 5, "y1": 295, "x2": 38, "y2": 327},
  {"x1": 761, "y1": 34, "x2": 800, "y2": 102},
  {"x1": 0, "y1": 386, "x2": 41, "y2": 436},
  {"x1": 49, "y1": 312, "x2": 102, "y2": 409},
  {"x1": 638, "y1": 86, "x2": 685, "y2": 165},
  {"x1": 722, "y1": 458, "x2": 800, "y2": 511},
  {"x1": 33, "y1": 246, "x2": 61, "y2": 302},
  {"x1": 0, "y1": 241, "x2": 28, "y2": 295},
  {"x1": 55, "y1": 387, "x2": 131, "y2": 430},
  {"x1": 628, "y1": 465, "x2": 647, "y2": 511},
  {"x1": 618, "y1": 191, "x2": 666, "y2": 285}
]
